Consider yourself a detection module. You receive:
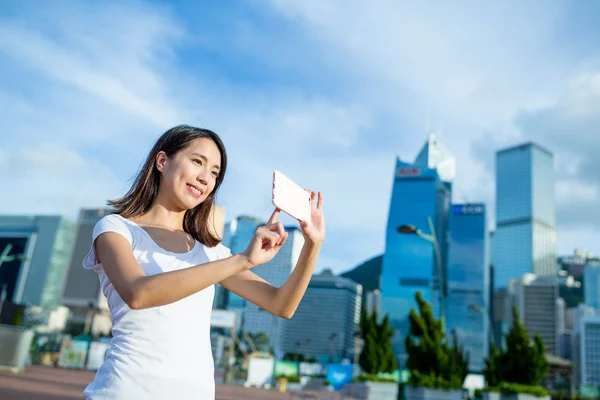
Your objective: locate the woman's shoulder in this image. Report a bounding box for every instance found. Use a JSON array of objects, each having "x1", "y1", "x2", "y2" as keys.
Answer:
[
  {"x1": 92, "y1": 213, "x2": 137, "y2": 245},
  {"x1": 199, "y1": 242, "x2": 232, "y2": 261}
]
